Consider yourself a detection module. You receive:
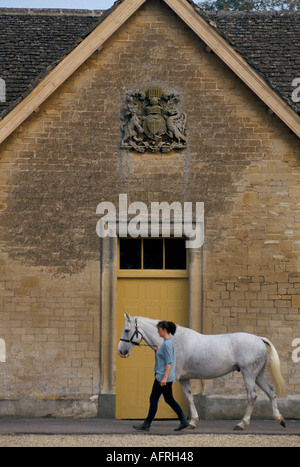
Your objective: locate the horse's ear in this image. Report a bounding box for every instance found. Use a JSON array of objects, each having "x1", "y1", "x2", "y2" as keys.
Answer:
[{"x1": 124, "y1": 313, "x2": 132, "y2": 322}]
